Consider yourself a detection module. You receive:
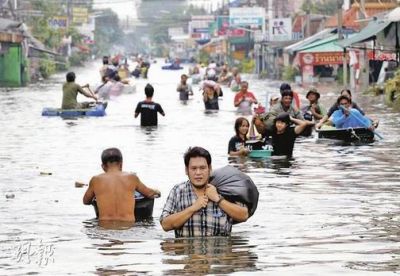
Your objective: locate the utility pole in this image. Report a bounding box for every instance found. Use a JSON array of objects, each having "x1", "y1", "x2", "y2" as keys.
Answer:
[
  {"x1": 338, "y1": 0, "x2": 347, "y2": 87},
  {"x1": 359, "y1": 0, "x2": 368, "y2": 91},
  {"x1": 67, "y1": 0, "x2": 72, "y2": 28},
  {"x1": 305, "y1": 0, "x2": 311, "y2": 38}
]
